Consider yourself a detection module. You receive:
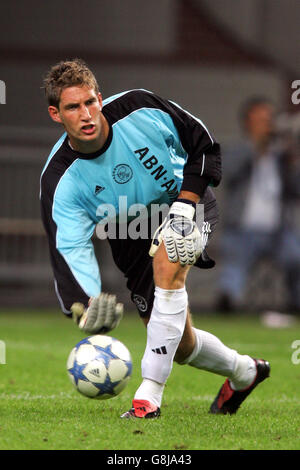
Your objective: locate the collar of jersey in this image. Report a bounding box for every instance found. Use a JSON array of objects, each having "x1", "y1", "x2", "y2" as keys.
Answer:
[{"x1": 64, "y1": 121, "x2": 113, "y2": 160}]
